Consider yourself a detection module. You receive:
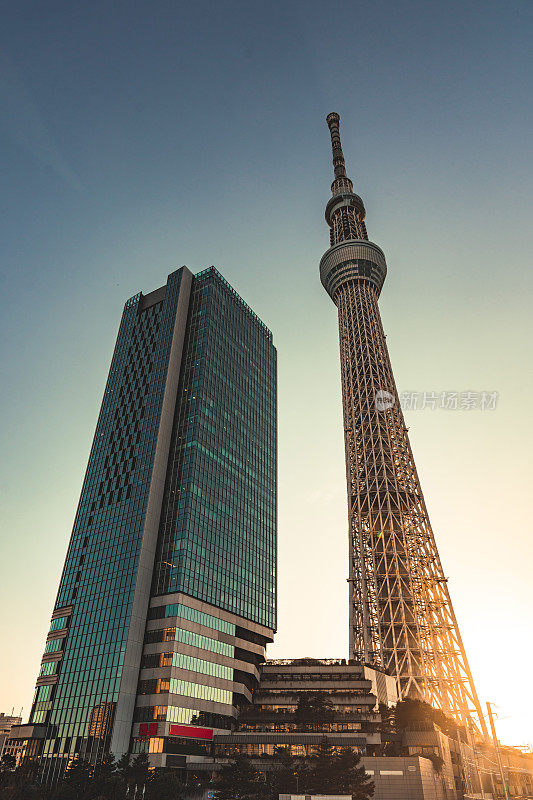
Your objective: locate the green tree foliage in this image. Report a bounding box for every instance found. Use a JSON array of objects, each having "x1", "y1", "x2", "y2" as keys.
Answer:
[
  {"x1": 306, "y1": 736, "x2": 339, "y2": 794},
  {"x1": 376, "y1": 702, "x2": 402, "y2": 756},
  {"x1": 394, "y1": 699, "x2": 457, "y2": 737},
  {"x1": 52, "y1": 757, "x2": 119, "y2": 800},
  {"x1": 293, "y1": 693, "x2": 334, "y2": 731},
  {"x1": 130, "y1": 752, "x2": 151, "y2": 789},
  {"x1": 90, "y1": 754, "x2": 122, "y2": 799},
  {"x1": 334, "y1": 746, "x2": 374, "y2": 799},
  {"x1": 57, "y1": 752, "x2": 150, "y2": 800},
  {"x1": 215, "y1": 754, "x2": 269, "y2": 800},
  {"x1": 57, "y1": 759, "x2": 93, "y2": 799},
  {"x1": 0, "y1": 753, "x2": 17, "y2": 770},
  {"x1": 273, "y1": 739, "x2": 374, "y2": 800},
  {"x1": 394, "y1": 699, "x2": 434, "y2": 730},
  {"x1": 378, "y1": 703, "x2": 395, "y2": 736},
  {"x1": 146, "y1": 768, "x2": 185, "y2": 800},
  {"x1": 271, "y1": 746, "x2": 308, "y2": 796},
  {"x1": 0, "y1": 752, "x2": 164, "y2": 800},
  {"x1": 182, "y1": 768, "x2": 210, "y2": 795},
  {"x1": 379, "y1": 699, "x2": 458, "y2": 773},
  {"x1": 0, "y1": 759, "x2": 46, "y2": 800},
  {"x1": 115, "y1": 752, "x2": 132, "y2": 788}
]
